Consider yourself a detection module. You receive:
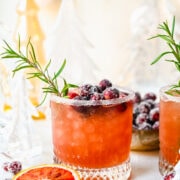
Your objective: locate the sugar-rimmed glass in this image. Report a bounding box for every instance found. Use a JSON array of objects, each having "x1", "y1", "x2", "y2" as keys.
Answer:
[
  {"x1": 50, "y1": 87, "x2": 134, "y2": 179},
  {"x1": 159, "y1": 85, "x2": 180, "y2": 179}
]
